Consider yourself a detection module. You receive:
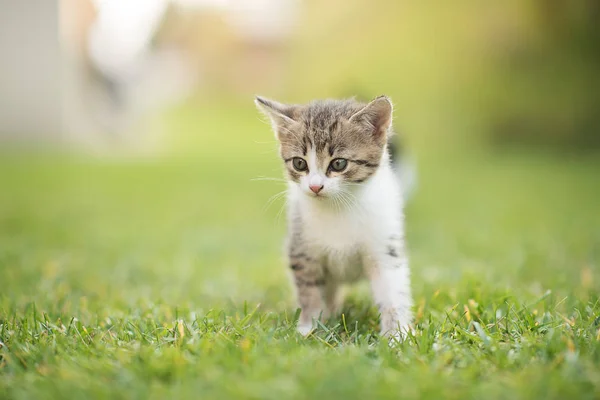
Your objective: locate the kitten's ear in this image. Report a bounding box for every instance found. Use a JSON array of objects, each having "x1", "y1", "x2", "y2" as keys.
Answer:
[
  {"x1": 255, "y1": 96, "x2": 300, "y2": 138},
  {"x1": 349, "y1": 95, "x2": 393, "y2": 144}
]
